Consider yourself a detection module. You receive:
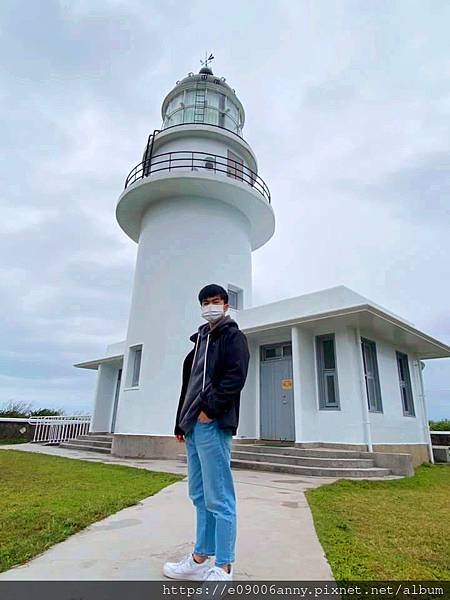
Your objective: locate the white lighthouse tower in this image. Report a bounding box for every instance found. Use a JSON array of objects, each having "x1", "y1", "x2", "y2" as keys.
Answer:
[{"x1": 113, "y1": 60, "x2": 275, "y2": 441}]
